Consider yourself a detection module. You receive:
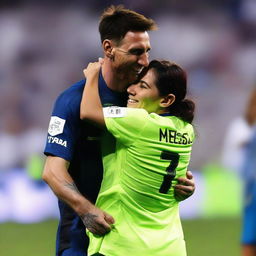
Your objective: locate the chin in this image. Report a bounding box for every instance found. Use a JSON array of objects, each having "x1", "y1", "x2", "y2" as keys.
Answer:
[{"x1": 127, "y1": 104, "x2": 137, "y2": 108}]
